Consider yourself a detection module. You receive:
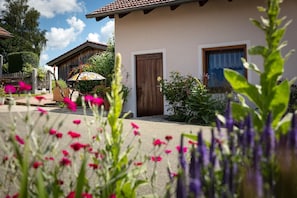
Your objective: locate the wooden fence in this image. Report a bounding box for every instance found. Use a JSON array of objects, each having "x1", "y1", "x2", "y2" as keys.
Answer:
[{"x1": 0, "y1": 69, "x2": 52, "y2": 94}]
